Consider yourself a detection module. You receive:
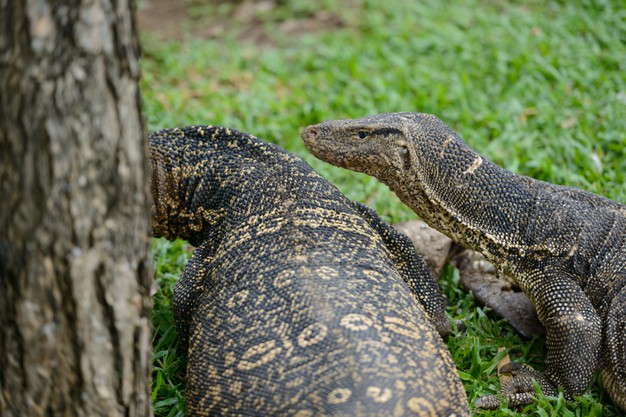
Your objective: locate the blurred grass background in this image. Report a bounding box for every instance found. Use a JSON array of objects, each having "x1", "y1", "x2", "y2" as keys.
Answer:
[{"x1": 140, "y1": 0, "x2": 626, "y2": 415}]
